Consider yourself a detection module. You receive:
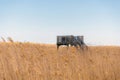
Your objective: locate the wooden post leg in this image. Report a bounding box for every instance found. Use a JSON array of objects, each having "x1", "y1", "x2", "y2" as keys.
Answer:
[
  {"x1": 57, "y1": 45, "x2": 59, "y2": 50},
  {"x1": 67, "y1": 45, "x2": 69, "y2": 50}
]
